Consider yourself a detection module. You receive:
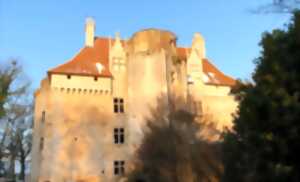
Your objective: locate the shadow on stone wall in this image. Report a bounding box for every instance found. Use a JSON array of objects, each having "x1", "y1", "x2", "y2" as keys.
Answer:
[
  {"x1": 126, "y1": 95, "x2": 223, "y2": 182},
  {"x1": 42, "y1": 104, "x2": 115, "y2": 182}
]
